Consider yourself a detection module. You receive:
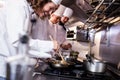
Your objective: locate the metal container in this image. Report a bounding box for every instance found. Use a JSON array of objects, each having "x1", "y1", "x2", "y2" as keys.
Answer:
[
  {"x1": 6, "y1": 55, "x2": 36, "y2": 80},
  {"x1": 84, "y1": 59, "x2": 106, "y2": 73}
]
